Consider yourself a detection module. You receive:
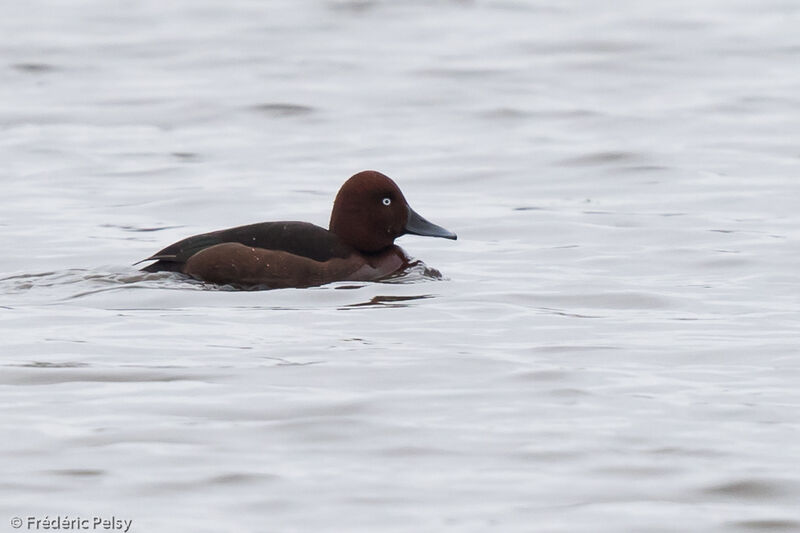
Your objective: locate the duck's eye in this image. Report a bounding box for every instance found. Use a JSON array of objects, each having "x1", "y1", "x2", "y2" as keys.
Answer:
[{"x1": 382, "y1": 197, "x2": 391, "y2": 206}]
